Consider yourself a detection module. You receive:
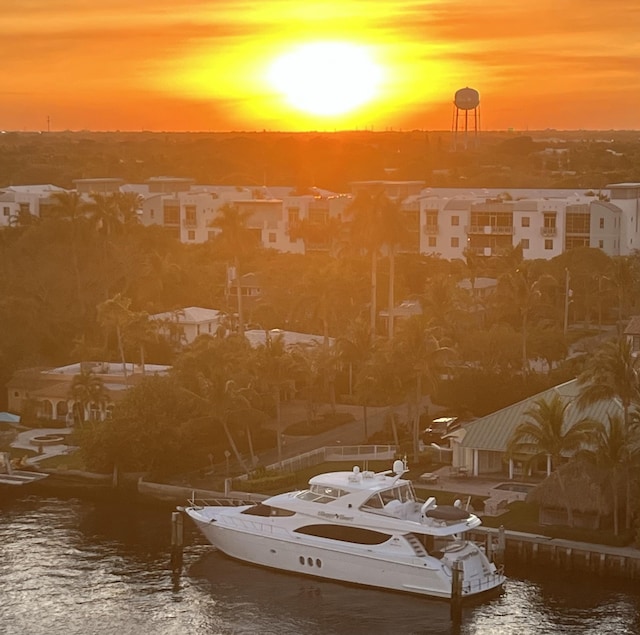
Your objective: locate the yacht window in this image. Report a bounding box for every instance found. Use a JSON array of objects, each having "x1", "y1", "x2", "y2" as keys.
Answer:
[
  {"x1": 362, "y1": 493, "x2": 384, "y2": 509},
  {"x1": 296, "y1": 484, "x2": 348, "y2": 504},
  {"x1": 294, "y1": 524, "x2": 391, "y2": 545},
  {"x1": 241, "y1": 503, "x2": 295, "y2": 517}
]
